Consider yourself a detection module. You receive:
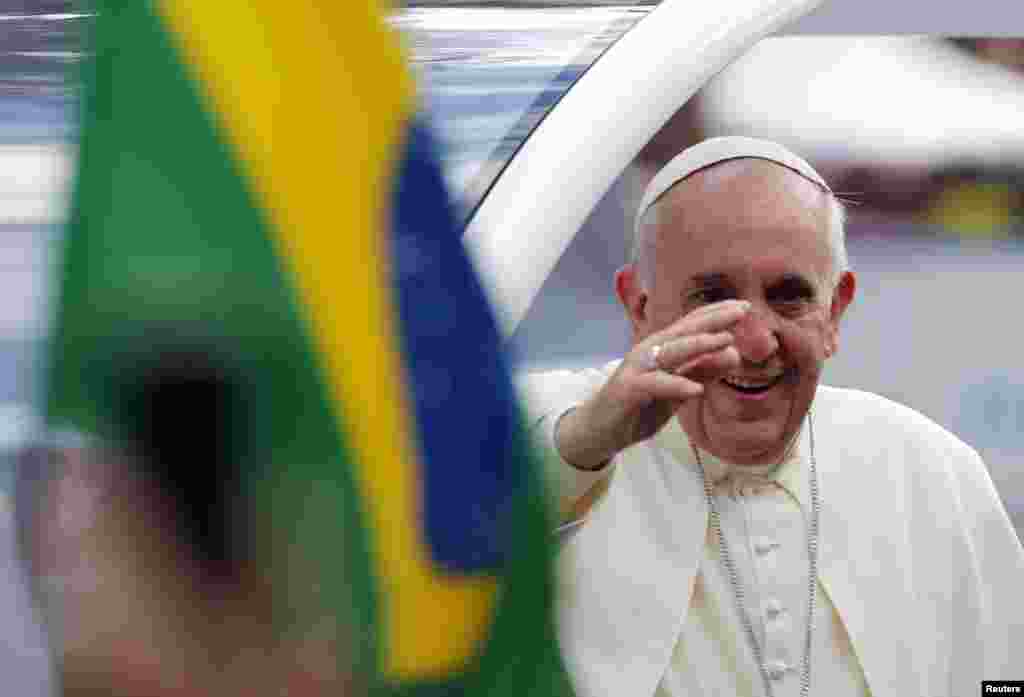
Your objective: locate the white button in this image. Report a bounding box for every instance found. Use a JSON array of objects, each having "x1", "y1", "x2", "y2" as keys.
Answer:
[
  {"x1": 764, "y1": 661, "x2": 789, "y2": 680},
  {"x1": 765, "y1": 599, "x2": 783, "y2": 618},
  {"x1": 754, "y1": 539, "x2": 779, "y2": 555}
]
